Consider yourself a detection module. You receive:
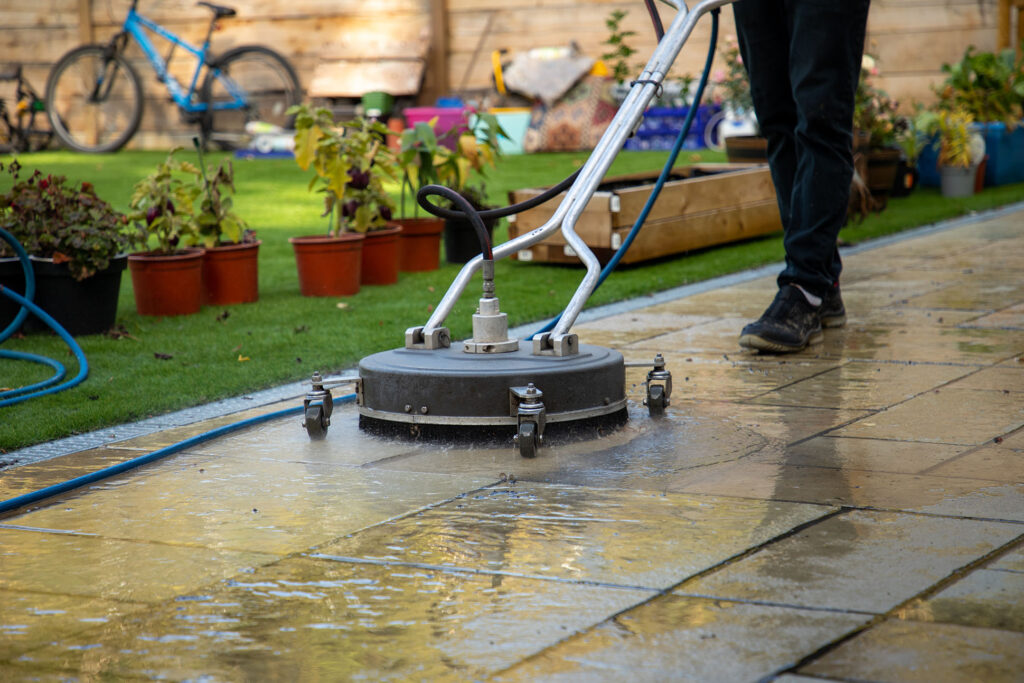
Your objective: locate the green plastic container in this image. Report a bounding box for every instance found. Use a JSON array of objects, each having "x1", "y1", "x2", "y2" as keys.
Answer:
[{"x1": 361, "y1": 91, "x2": 394, "y2": 118}]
